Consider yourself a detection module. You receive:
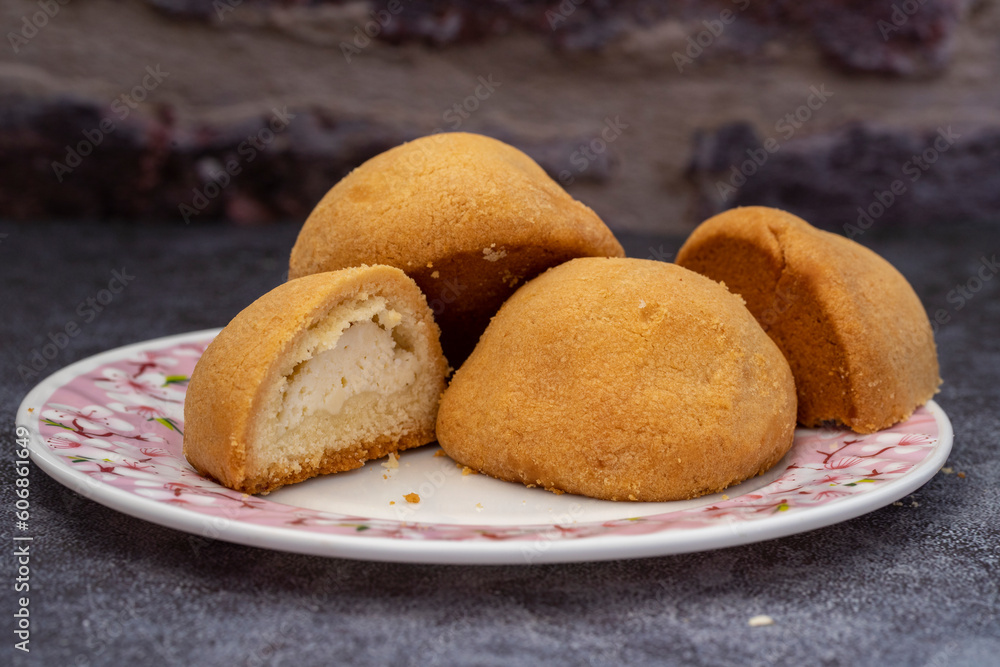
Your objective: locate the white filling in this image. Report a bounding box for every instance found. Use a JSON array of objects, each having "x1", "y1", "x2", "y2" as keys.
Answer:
[{"x1": 276, "y1": 306, "x2": 418, "y2": 435}]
